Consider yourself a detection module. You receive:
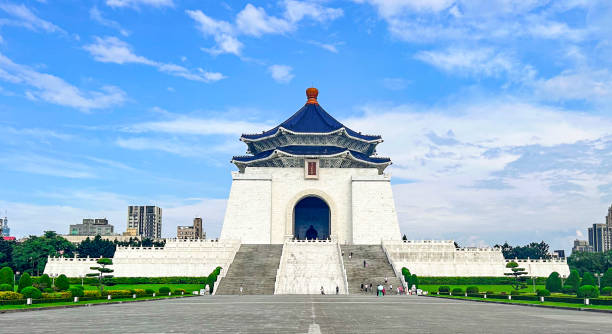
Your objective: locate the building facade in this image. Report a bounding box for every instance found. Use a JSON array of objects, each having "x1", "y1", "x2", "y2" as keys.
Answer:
[
  {"x1": 588, "y1": 223, "x2": 612, "y2": 252},
  {"x1": 0, "y1": 215, "x2": 9, "y2": 237},
  {"x1": 220, "y1": 87, "x2": 401, "y2": 244},
  {"x1": 572, "y1": 239, "x2": 593, "y2": 253},
  {"x1": 127, "y1": 206, "x2": 162, "y2": 239},
  {"x1": 69, "y1": 218, "x2": 114, "y2": 236},
  {"x1": 177, "y1": 217, "x2": 205, "y2": 239}
]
